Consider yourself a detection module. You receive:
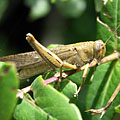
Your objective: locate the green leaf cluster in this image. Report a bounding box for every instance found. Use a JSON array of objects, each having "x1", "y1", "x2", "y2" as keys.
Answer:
[
  {"x1": 14, "y1": 76, "x2": 82, "y2": 120},
  {"x1": 0, "y1": 62, "x2": 19, "y2": 120},
  {"x1": 24, "y1": 0, "x2": 86, "y2": 20}
]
